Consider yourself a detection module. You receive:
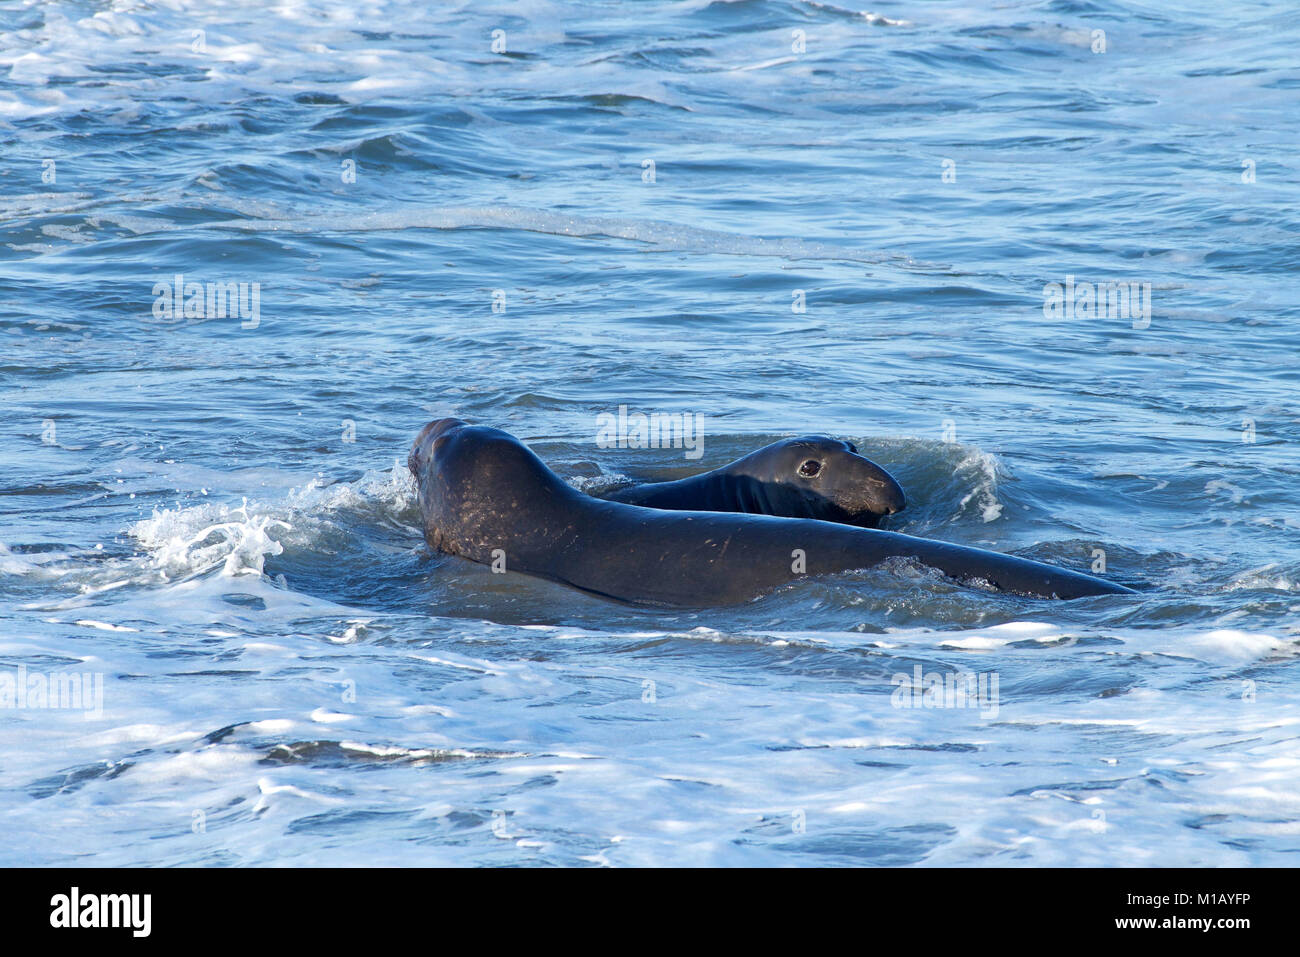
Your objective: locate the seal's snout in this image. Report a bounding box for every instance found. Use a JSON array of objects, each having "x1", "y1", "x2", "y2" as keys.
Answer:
[
  {"x1": 875, "y1": 471, "x2": 907, "y2": 515},
  {"x1": 837, "y1": 439, "x2": 905, "y2": 516},
  {"x1": 847, "y1": 453, "x2": 906, "y2": 518}
]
